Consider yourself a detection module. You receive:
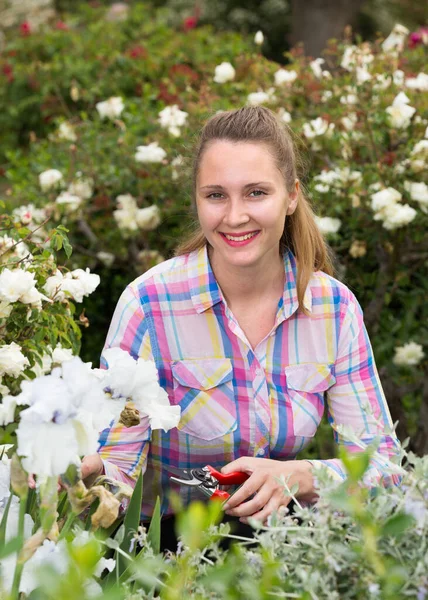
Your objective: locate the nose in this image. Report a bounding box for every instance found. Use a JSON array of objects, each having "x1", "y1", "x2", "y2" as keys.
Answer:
[{"x1": 223, "y1": 197, "x2": 250, "y2": 229}]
